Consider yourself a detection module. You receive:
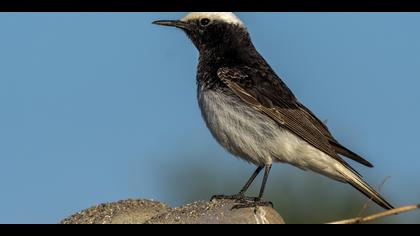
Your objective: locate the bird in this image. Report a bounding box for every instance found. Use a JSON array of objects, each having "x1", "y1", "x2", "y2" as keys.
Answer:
[{"x1": 153, "y1": 12, "x2": 394, "y2": 210}]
